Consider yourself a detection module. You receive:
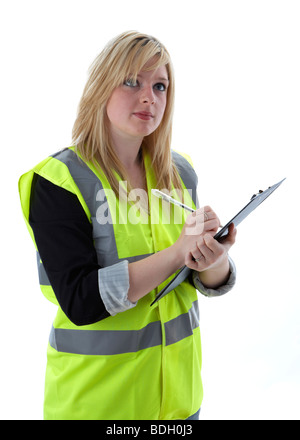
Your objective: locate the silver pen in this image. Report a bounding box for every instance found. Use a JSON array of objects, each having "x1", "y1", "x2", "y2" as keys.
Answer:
[
  {"x1": 152, "y1": 189, "x2": 224, "y2": 229},
  {"x1": 151, "y1": 189, "x2": 195, "y2": 213}
]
